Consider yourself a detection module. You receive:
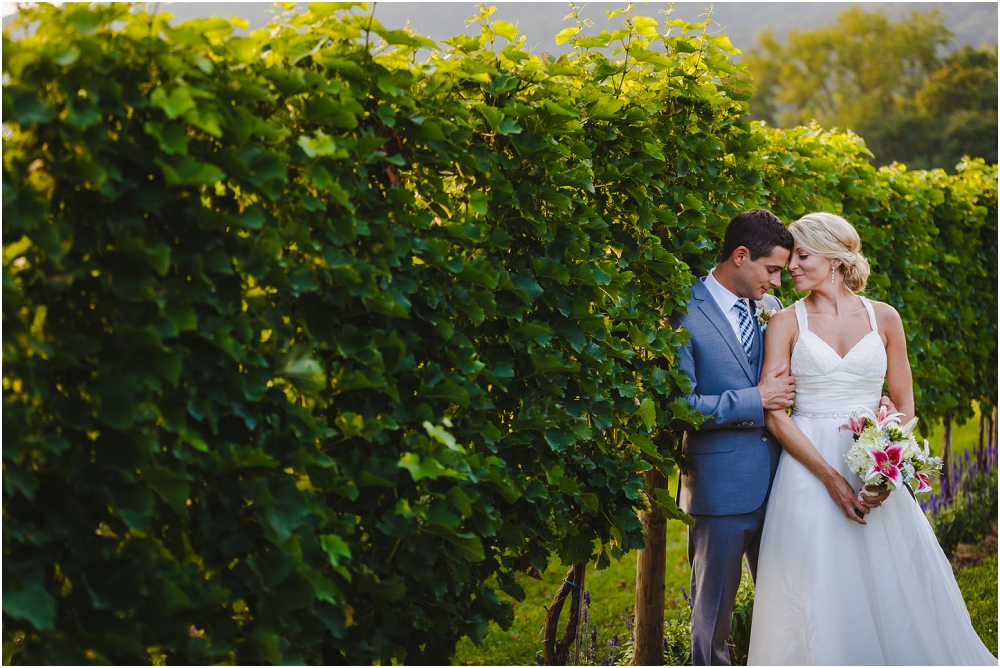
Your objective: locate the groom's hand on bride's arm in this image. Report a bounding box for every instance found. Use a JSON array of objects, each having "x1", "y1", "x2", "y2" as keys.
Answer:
[
  {"x1": 758, "y1": 364, "x2": 796, "y2": 411},
  {"x1": 878, "y1": 395, "x2": 898, "y2": 415}
]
